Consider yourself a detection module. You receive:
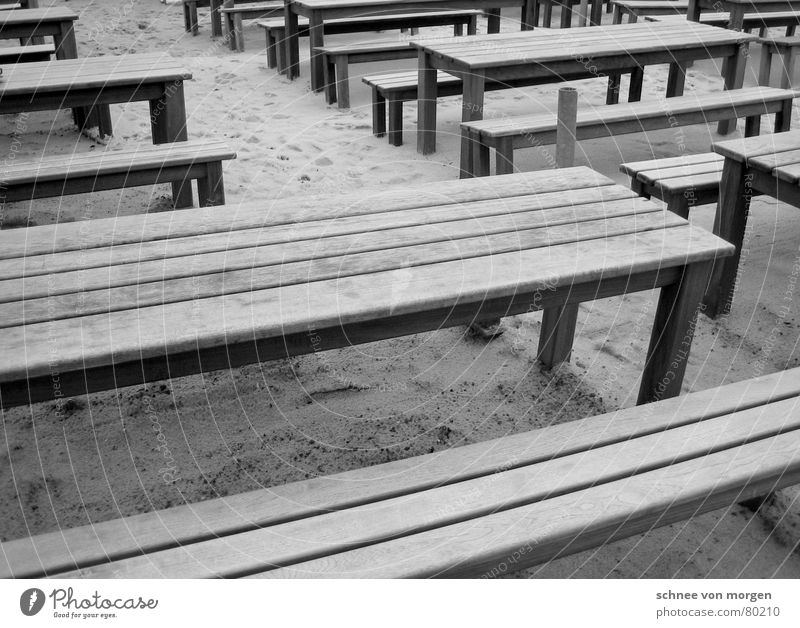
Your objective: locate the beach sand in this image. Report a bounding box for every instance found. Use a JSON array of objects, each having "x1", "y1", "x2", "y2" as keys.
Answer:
[{"x1": 1, "y1": 0, "x2": 799, "y2": 577}]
